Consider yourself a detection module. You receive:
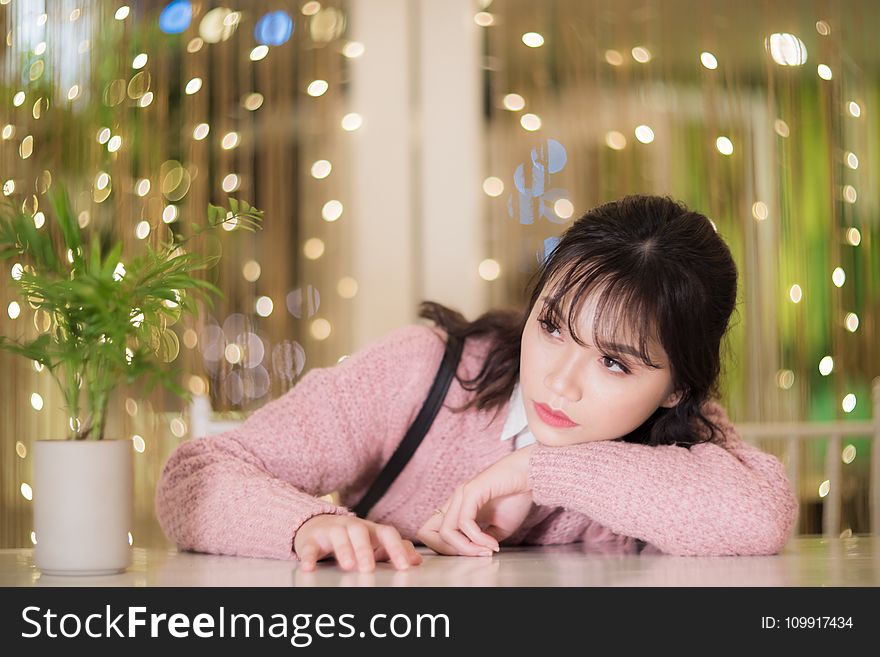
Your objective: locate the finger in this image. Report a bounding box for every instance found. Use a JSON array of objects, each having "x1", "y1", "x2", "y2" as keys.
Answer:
[
  {"x1": 373, "y1": 544, "x2": 390, "y2": 562},
  {"x1": 440, "y1": 489, "x2": 492, "y2": 556},
  {"x1": 416, "y1": 515, "x2": 458, "y2": 556},
  {"x1": 403, "y1": 540, "x2": 424, "y2": 565},
  {"x1": 347, "y1": 522, "x2": 377, "y2": 572},
  {"x1": 297, "y1": 541, "x2": 321, "y2": 571},
  {"x1": 418, "y1": 529, "x2": 460, "y2": 556},
  {"x1": 458, "y1": 491, "x2": 500, "y2": 551},
  {"x1": 329, "y1": 526, "x2": 357, "y2": 571},
  {"x1": 375, "y1": 525, "x2": 411, "y2": 570}
]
